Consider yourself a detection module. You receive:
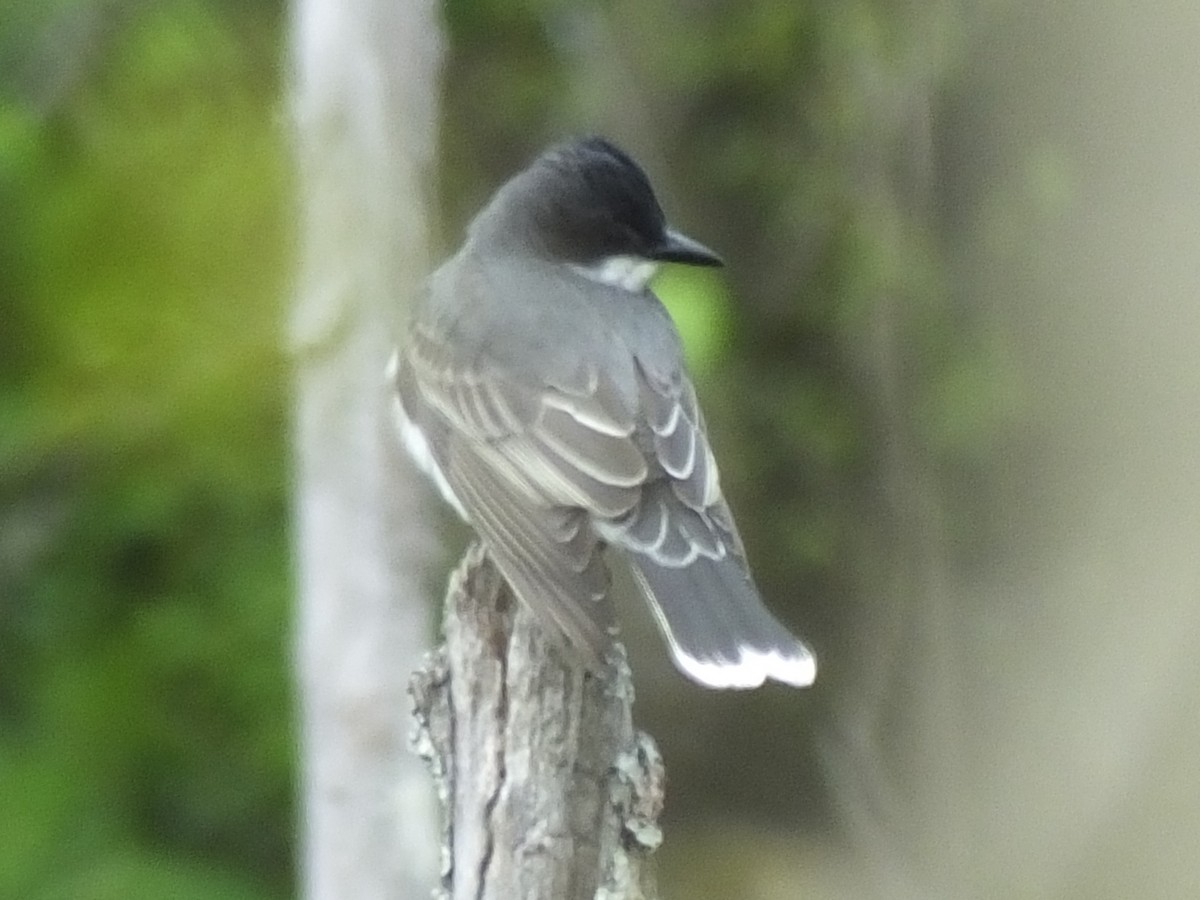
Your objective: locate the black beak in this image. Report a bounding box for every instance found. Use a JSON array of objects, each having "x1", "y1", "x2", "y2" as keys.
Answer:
[{"x1": 653, "y1": 227, "x2": 724, "y2": 267}]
